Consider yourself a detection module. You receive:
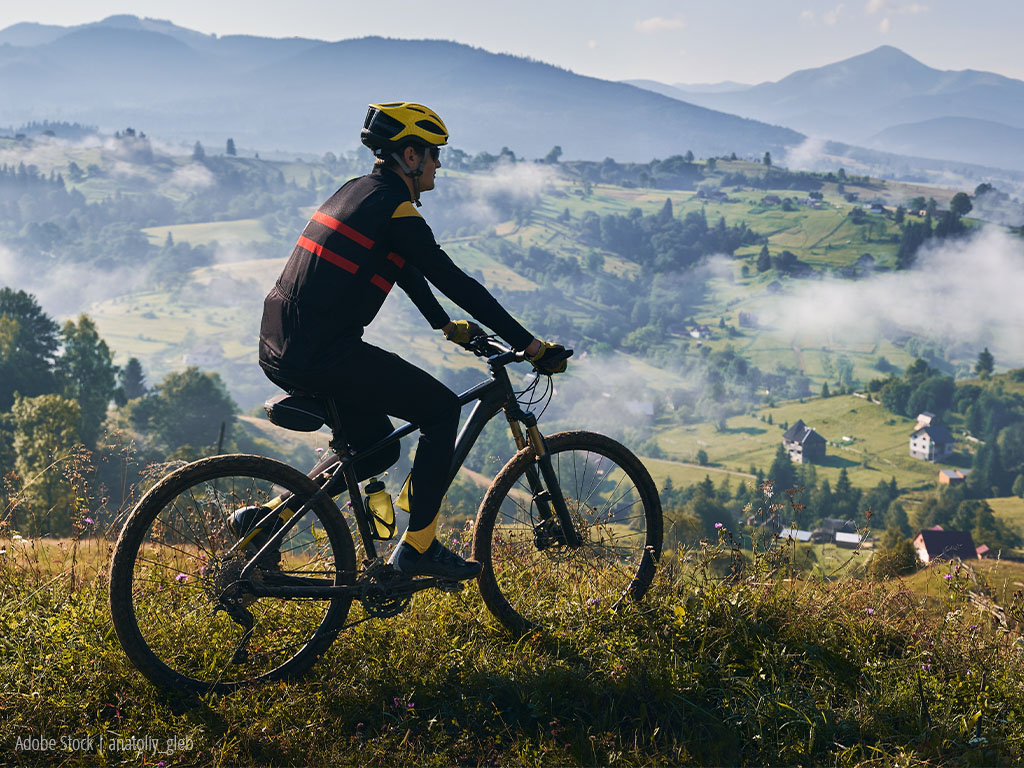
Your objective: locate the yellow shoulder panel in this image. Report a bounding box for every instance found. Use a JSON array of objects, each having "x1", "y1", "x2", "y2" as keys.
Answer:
[{"x1": 392, "y1": 201, "x2": 423, "y2": 219}]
